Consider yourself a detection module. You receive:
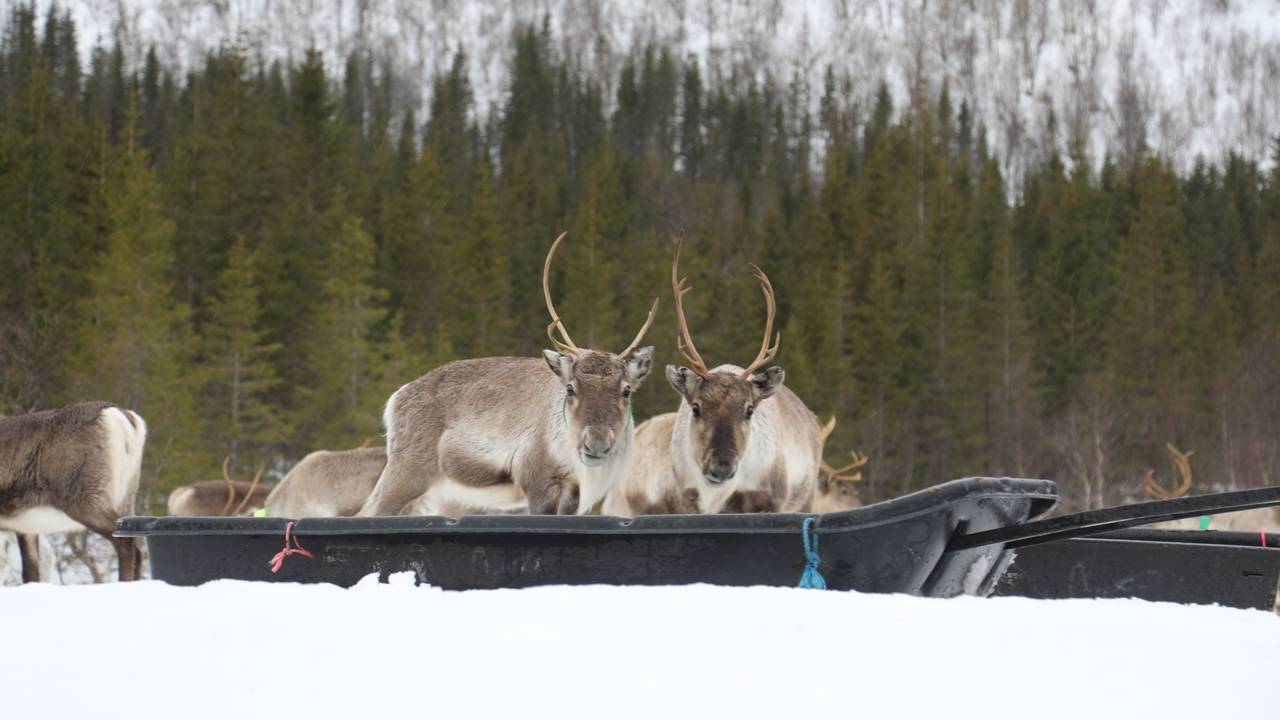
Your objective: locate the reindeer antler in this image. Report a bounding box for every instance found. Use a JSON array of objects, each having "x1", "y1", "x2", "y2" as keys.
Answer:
[
  {"x1": 1142, "y1": 443, "x2": 1195, "y2": 501},
  {"x1": 671, "y1": 234, "x2": 711, "y2": 376},
  {"x1": 738, "y1": 263, "x2": 780, "y2": 380},
  {"x1": 543, "y1": 232, "x2": 581, "y2": 355},
  {"x1": 617, "y1": 297, "x2": 660, "y2": 359},
  {"x1": 544, "y1": 231, "x2": 658, "y2": 358},
  {"x1": 219, "y1": 456, "x2": 236, "y2": 516},
  {"x1": 817, "y1": 416, "x2": 867, "y2": 482},
  {"x1": 231, "y1": 463, "x2": 265, "y2": 516},
  {"x1": 819, "y1": 416, "x2": 837, "y2": 447}
]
